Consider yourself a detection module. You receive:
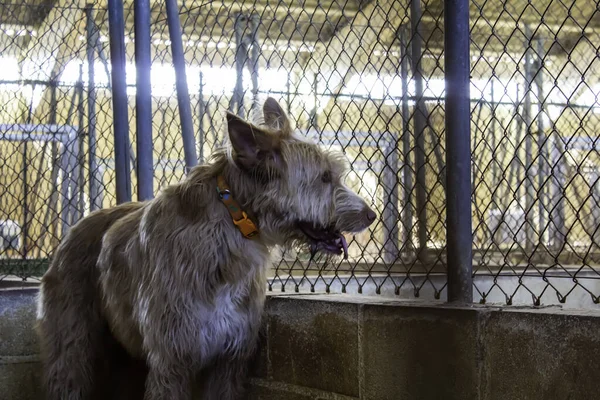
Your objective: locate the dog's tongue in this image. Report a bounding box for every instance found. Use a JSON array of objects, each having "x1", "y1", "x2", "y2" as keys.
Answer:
[
  {"x1": 336, "y1": 233, "x2": 349, "y2": 259},
  {"x1": 298, "y1": 221, "x2": 348, "y2": 259},
  {"x1": 308, "y1": 234, "x2": 348, "y2": 260}
]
